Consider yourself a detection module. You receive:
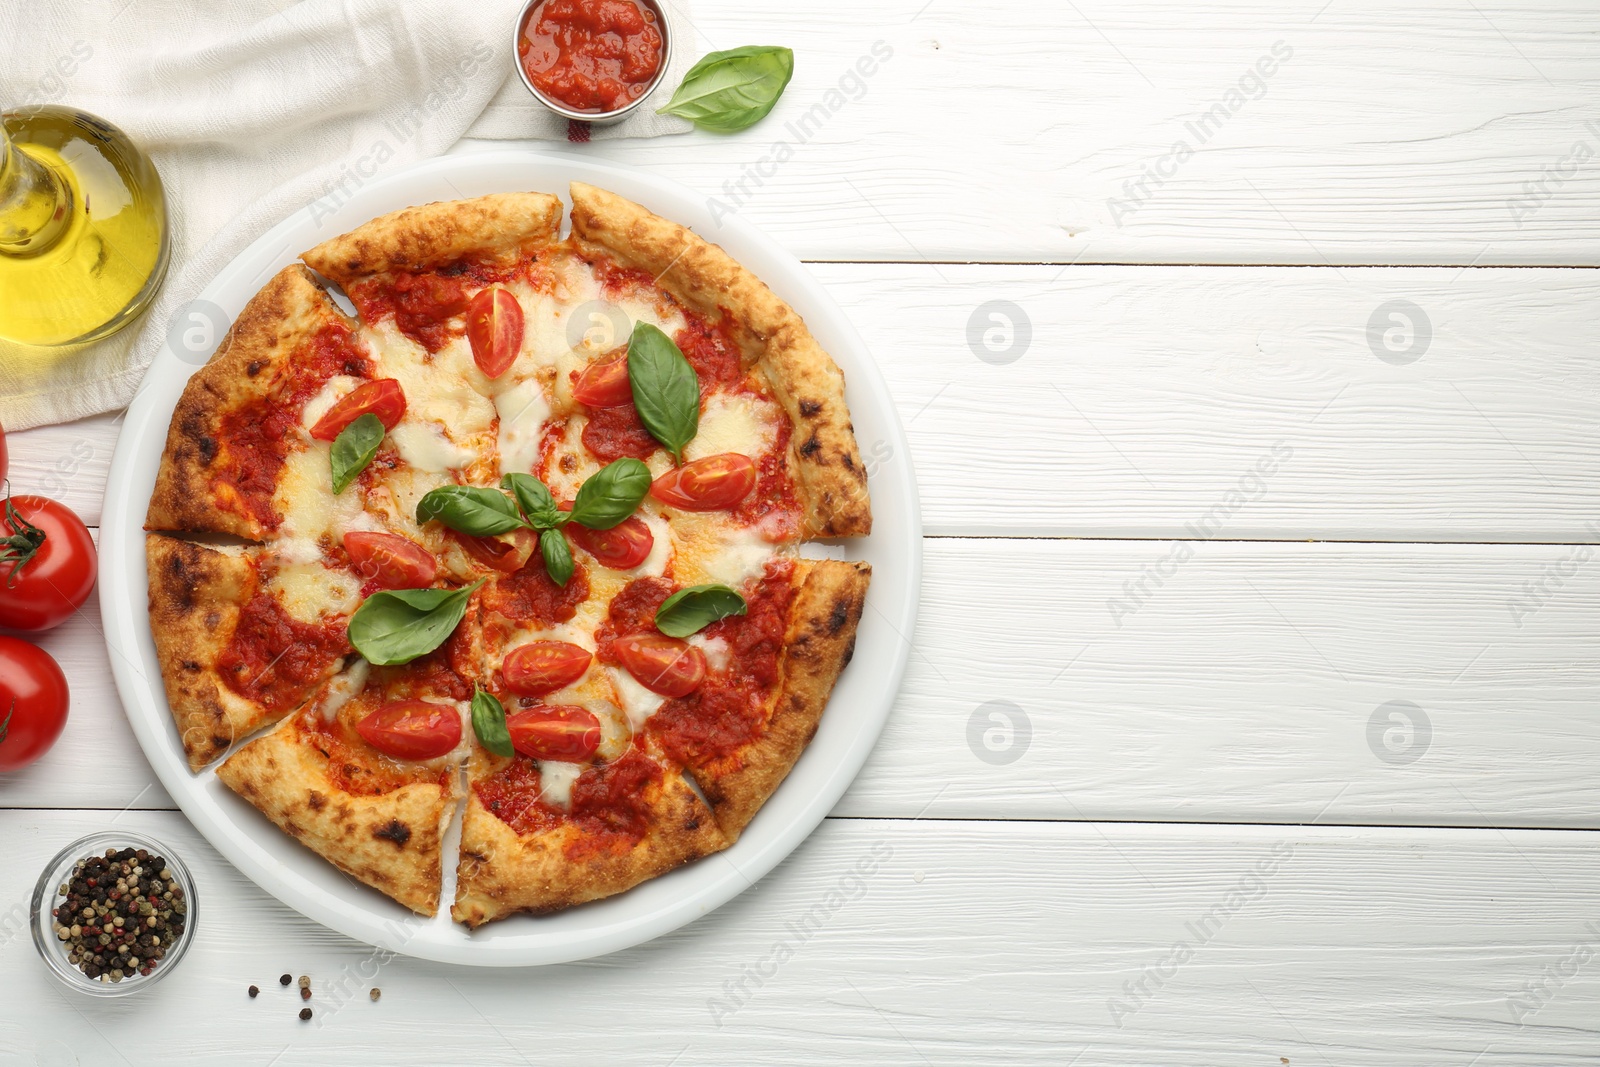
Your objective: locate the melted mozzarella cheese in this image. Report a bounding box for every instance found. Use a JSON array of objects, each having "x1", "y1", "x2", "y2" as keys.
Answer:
[
  {"x1": 608, "y1": 667, "x2": 665, "y2": 731},
  {"x1": 668, "y1": 516, "x2": 780, "y2": 590},
  {"x1": 686, "y1": 391, "x2": 779, "y2": 462},
  {"x1": 365, "y1": 320, "x2": 496, "y2": 452},
  {"x1": 625, "y1": 511, "x2": 673, "y2": 579},
  {"x1": 538, "y1": 761, "x2": 584, "y2": 810},
  {"x1": 687, "y1": 634, "x2": 732, "y2": 673},
  {"x1": 273, "y1": 445, "x2": 366, "y2": 544},
  {"x1": 495, "y1": 378, "x2": 550, "y2": 477},
  {"x1": 300, "y1": 375, "x2": 363, "y2": 433},
  {"x1": 389, "y1": 421, "x2": 477, "y2": 473},
  {"x1": 268, "y1": 562, "x2": 362, "y2": 624},
  {"x1": 315, "y1": 659, "x2": 370, "y2": 723},
  {"x1": 542, "y1": 415, "x2": 601, "y2": 499}
]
